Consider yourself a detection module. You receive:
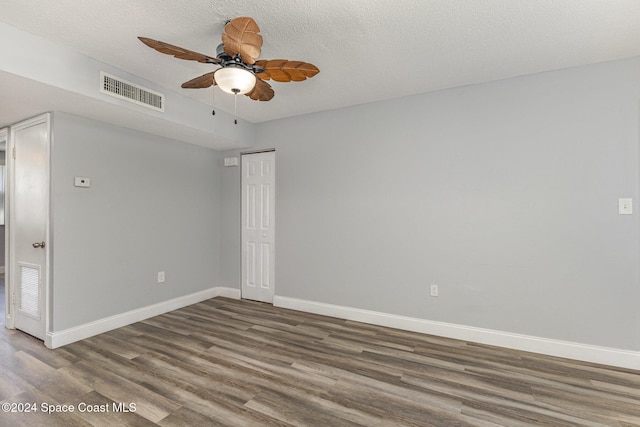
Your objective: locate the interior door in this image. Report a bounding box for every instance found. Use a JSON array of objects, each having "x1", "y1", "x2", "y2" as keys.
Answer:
[
  {"x1": 242, "y1": 151, "x2": 275, "y2": 303},
  {"x1": 10, "y1": 114, "x2": 50, "y2": 340}
]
